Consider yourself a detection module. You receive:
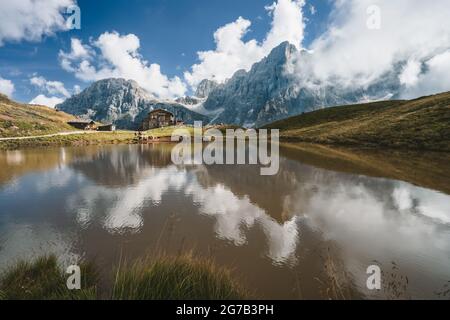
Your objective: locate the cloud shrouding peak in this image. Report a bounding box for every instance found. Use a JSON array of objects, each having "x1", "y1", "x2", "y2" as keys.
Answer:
[
  {"x1": 59, "y1": 32, "x2": 187, "y2": 99},
  {"x1": 184, "y1": 0, "x2": 306, "y2": 88},
  {"x1": 0, "y1": 0, "x2": 75, "y2": 46},
  {"x1": 0, "y1": 76, "x2": 15, "y2": 97},
  {"x1": 290, "y1": 0, "x2": 450, "y2": 97},
  {"x1": 401, "y1": 51, "x2": 450, "y2": 99}
]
